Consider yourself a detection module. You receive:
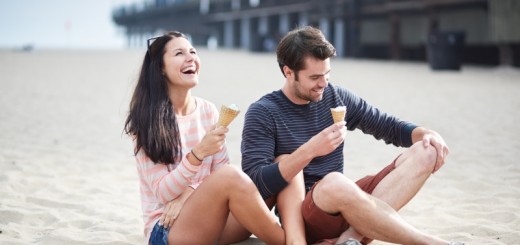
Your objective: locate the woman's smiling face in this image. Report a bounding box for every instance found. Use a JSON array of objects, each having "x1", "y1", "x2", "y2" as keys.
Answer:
[{"x1": 162, "y1": 37, "x2": 200, "y2": 89}]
